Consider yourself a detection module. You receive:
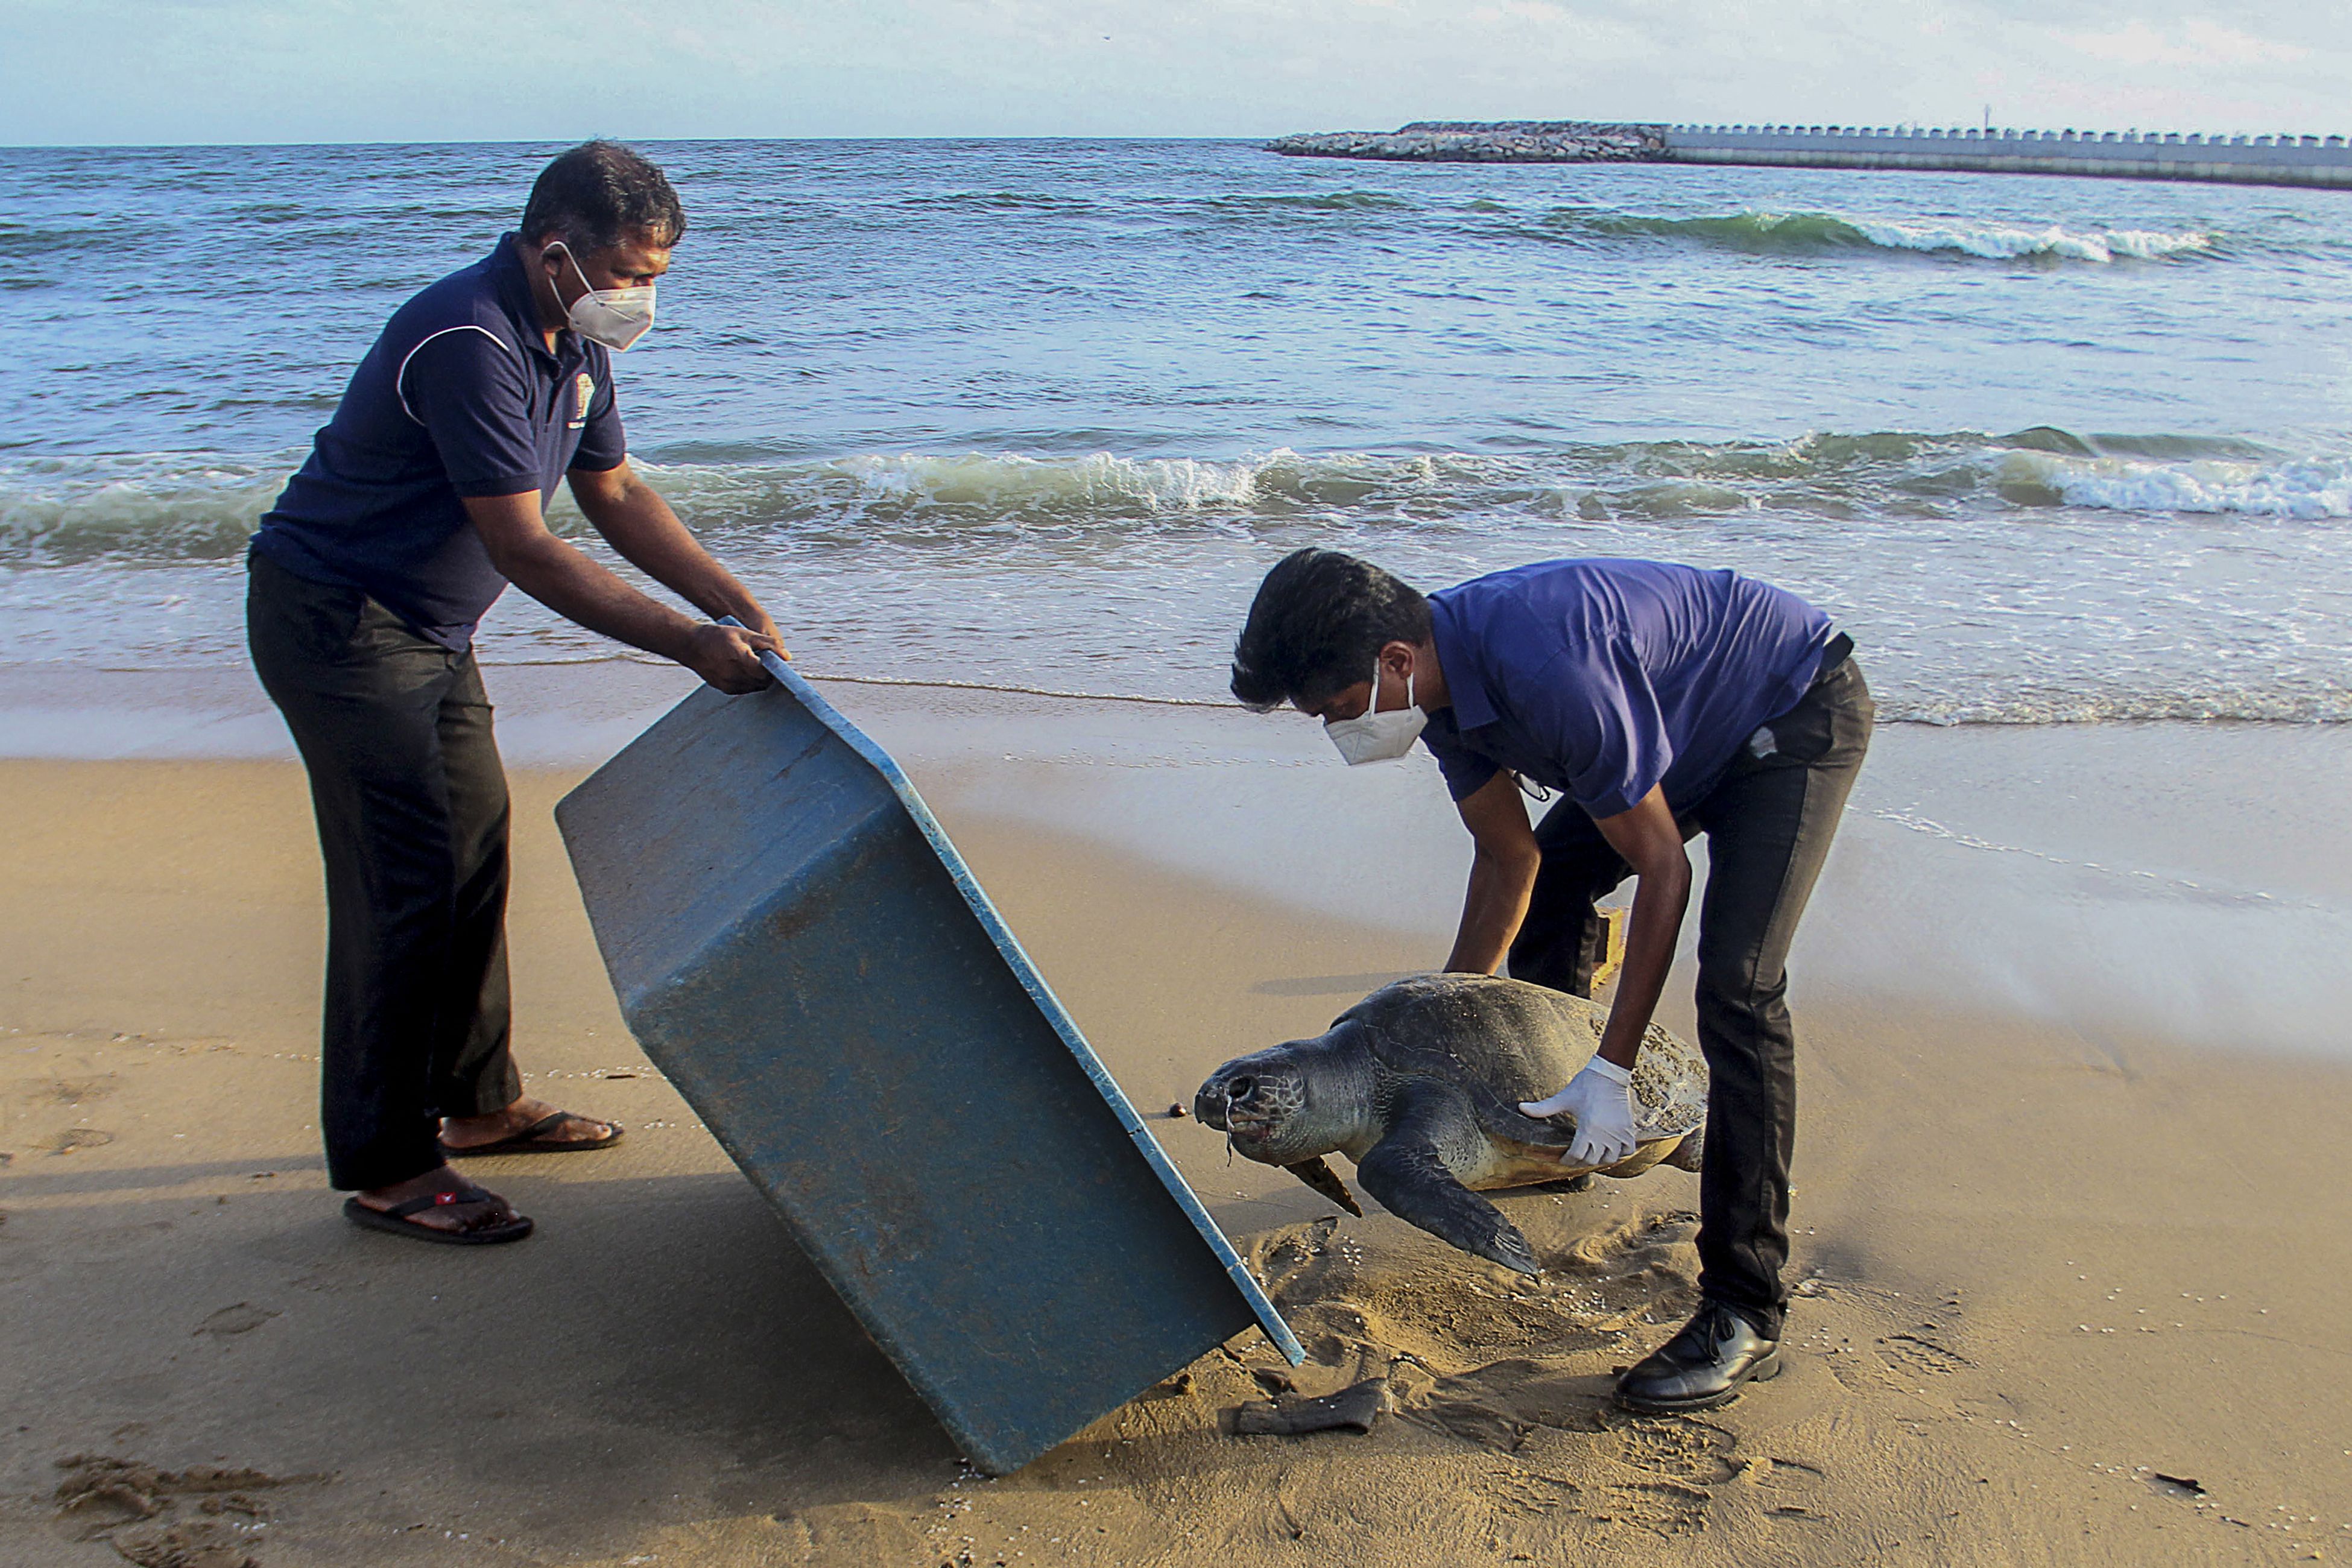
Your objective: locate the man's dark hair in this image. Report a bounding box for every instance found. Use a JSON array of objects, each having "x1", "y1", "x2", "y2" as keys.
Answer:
[
  {"x1": 1230, "y1": 548, "x2": 1432, "y2": 711},
  {"x1": 520, "y1": 141, "x2": 687, "y2": 255}
]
